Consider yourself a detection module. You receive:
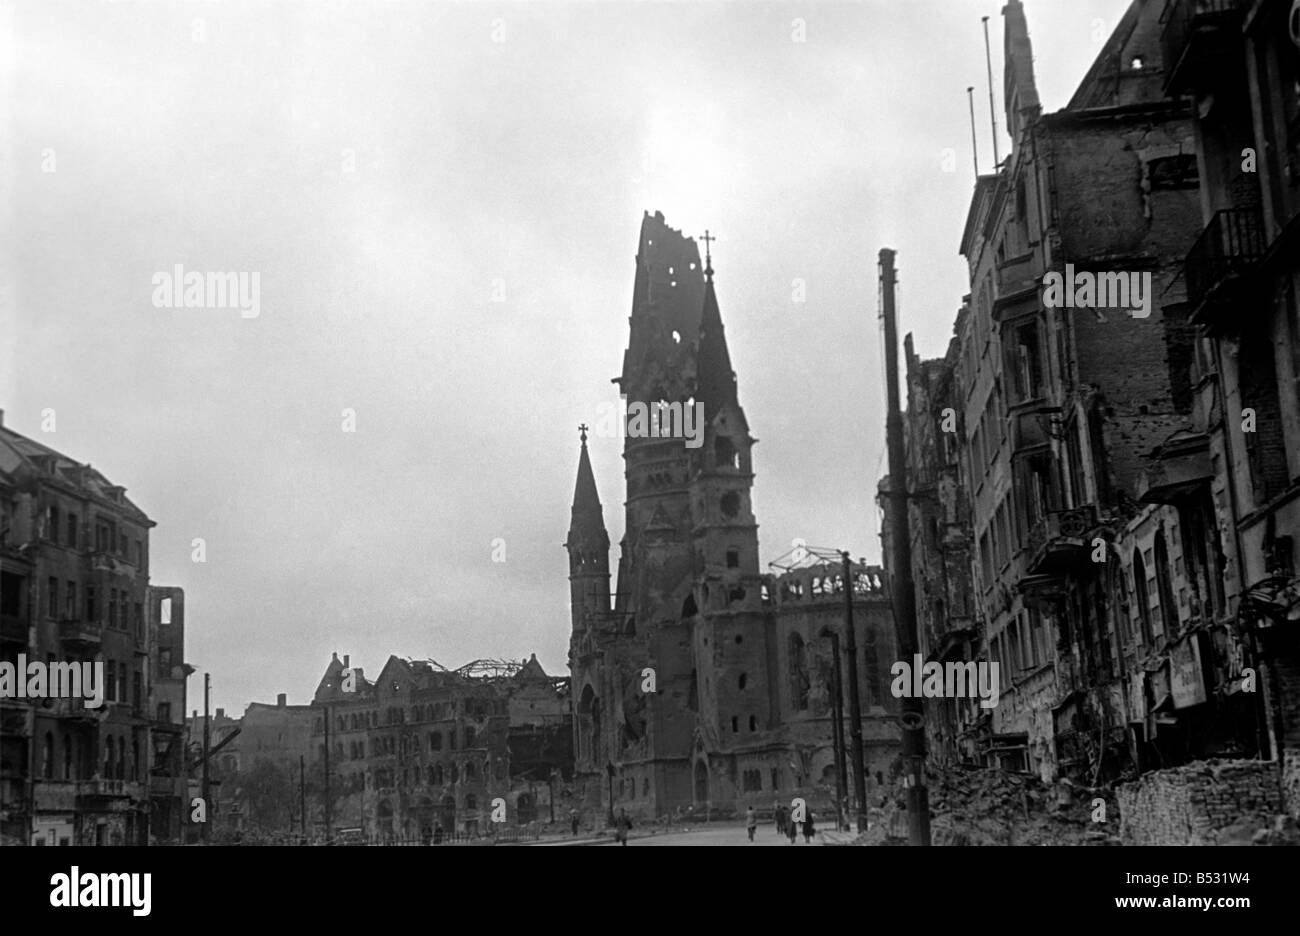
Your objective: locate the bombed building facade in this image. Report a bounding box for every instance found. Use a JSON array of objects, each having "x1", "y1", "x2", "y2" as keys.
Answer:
[
  {"x1": 0, "y1": 415, "x2": 190, "y2": 845},
  {"x1": 888, "y1": 0, "x2": 1300, "y2": 828},
  {"x1": 566, "y1": 212, "x2": 900, "y2": 822},
  {"x1": 310, "y1": 651, "x2": 572, "y2": 841}
]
